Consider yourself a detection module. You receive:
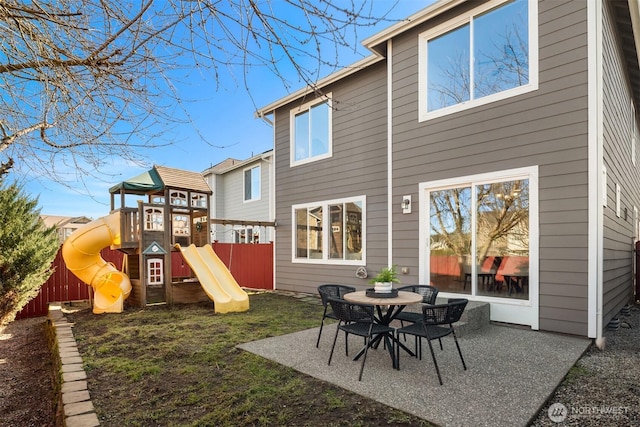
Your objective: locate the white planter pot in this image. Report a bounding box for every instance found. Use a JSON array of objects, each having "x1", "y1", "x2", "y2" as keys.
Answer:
[{"x1": 374, "y1": 281, "x2": 393, "y2": 293}]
